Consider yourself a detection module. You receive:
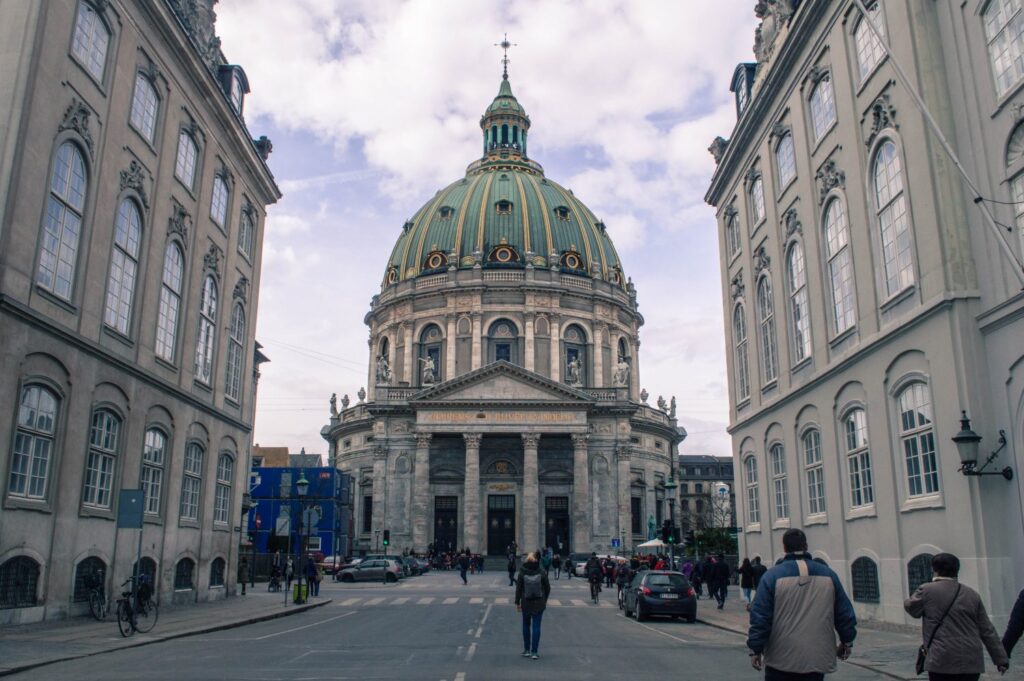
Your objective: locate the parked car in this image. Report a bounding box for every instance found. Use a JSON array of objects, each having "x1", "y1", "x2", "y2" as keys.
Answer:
[
  {"x1": 317, "y1": 555, "x2": 350, "y2": 575},
  {"x1": 412, "y1": 557, "x2": 430, "y2": 574},
  {"x1": 622, "y1": 570, "x2": 696, "y2": 622},
  {"x1": 359, "y1": 554, "x2": 413, "y2": 577},
  {"x1": 337, "y1": 558, "x2": 402, "y2": 583}
]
